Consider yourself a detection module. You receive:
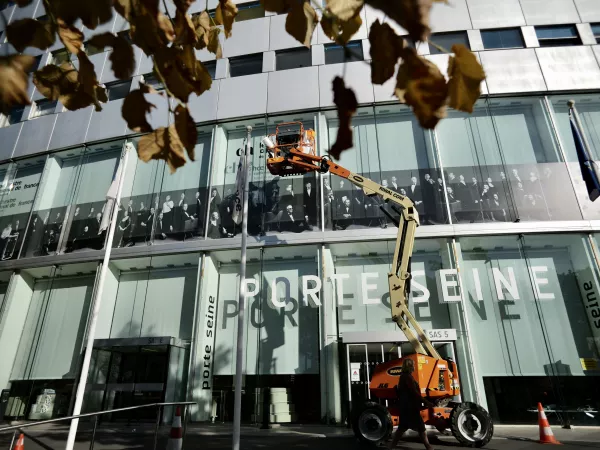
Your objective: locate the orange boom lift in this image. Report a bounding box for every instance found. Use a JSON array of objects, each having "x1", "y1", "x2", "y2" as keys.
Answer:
[{"x1": 264, "y1": 123, "x2": 493, "y2": 448}]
